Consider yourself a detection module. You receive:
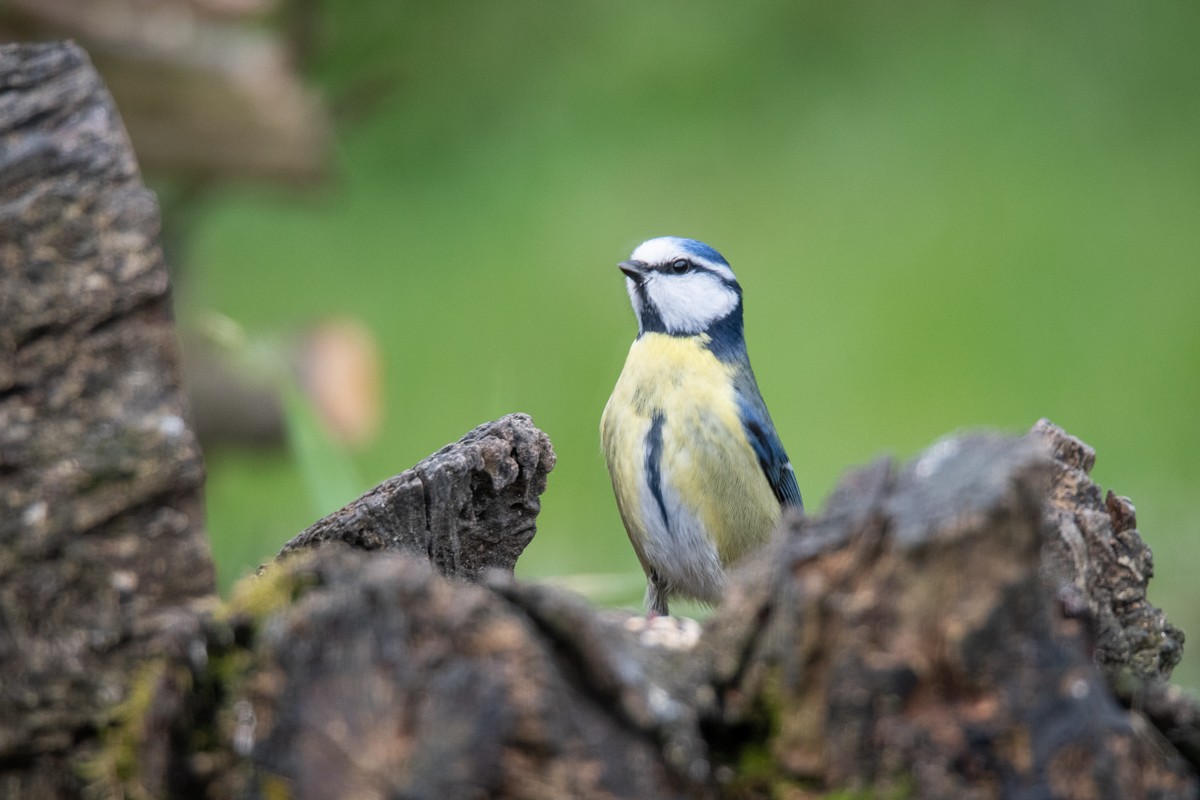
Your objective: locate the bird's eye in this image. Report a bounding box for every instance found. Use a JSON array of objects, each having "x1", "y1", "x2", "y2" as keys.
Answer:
[{"x1": 669, "y1": 259, "x2": 691, "y2": 274}]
